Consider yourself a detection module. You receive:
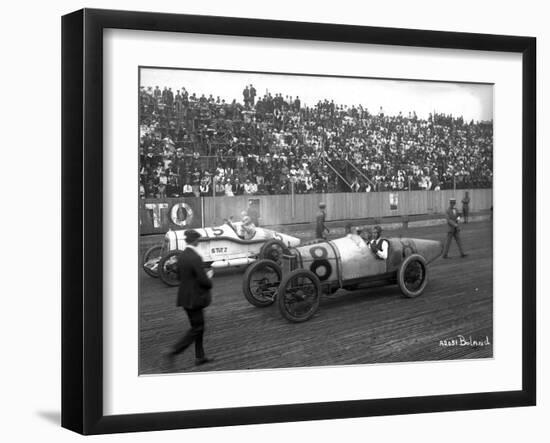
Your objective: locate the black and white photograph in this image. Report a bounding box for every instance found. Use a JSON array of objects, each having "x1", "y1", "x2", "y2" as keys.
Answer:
[
  {"x1": 1, "y1": 0, "x2": 546, "y2": 439},
  {"x1": 138, "y1": 67, "x2": 494, "y2": 374}
]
